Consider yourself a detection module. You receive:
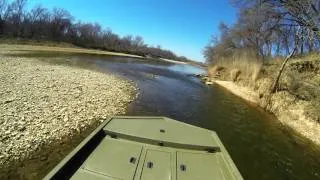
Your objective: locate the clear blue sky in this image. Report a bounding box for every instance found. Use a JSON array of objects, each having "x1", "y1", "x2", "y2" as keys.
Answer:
[{"x1": 28, "y1": 0, "x2": 237, "y2": 62}]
